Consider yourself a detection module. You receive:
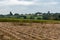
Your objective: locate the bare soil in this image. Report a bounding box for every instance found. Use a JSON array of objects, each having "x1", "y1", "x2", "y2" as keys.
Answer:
[{"x1": 0, "y1": 22, "x2": 60, "y2": 40}]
